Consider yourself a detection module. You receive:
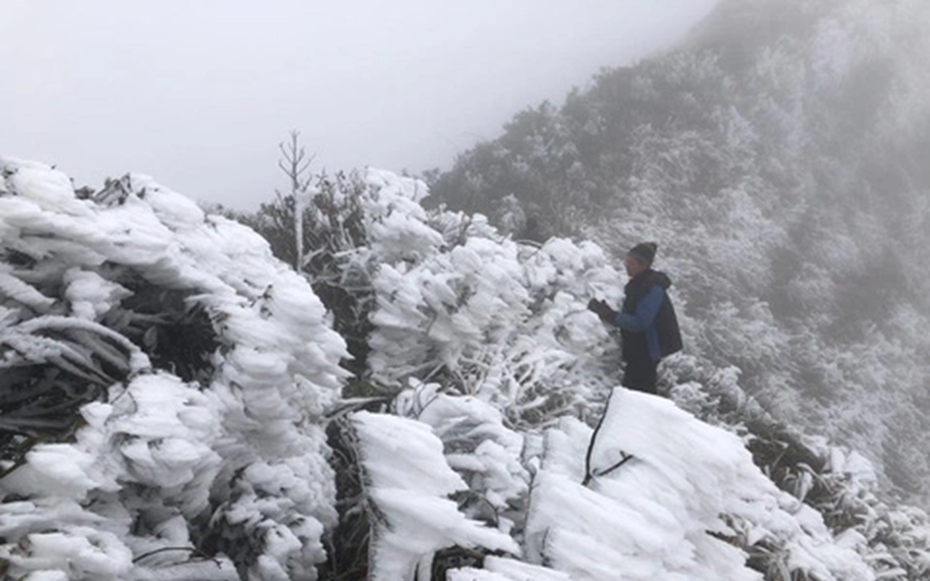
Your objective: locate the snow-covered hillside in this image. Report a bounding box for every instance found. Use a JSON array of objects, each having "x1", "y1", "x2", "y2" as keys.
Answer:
[
  {"x1": 2, "y1": 158, "x2": 928, "y2": 580},
  {"x1": 429, "y1": 0, "x2": 930, "y2": 505}
]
